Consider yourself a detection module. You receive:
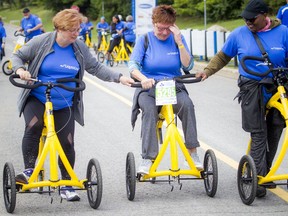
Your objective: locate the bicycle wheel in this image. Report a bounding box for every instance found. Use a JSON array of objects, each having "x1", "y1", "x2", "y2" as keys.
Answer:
[
  {"x1": 203, "y1": 149, "x2": 218, "y2": 197},
  {"x1": 97, "y1": 52, "x2": 105, "y2": 63},
  {"x1": 237, "y1": 155, "x2": 257, "y2": 205},
  {"x1": 86, "y1": 158, "x2": 102, "y2": 209},
  {"x1": 2, "y1": 60, "x2": 13, "y2": 76},
  {"x1": 109, "y1": 54, "x2": 114, "y2": 67},
  {"x1": 126, "y1": 152, "x2": 136, "y2": 201},
  {"x1": 3, "y1": 162, "x2": 16, "y2": 213}
]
